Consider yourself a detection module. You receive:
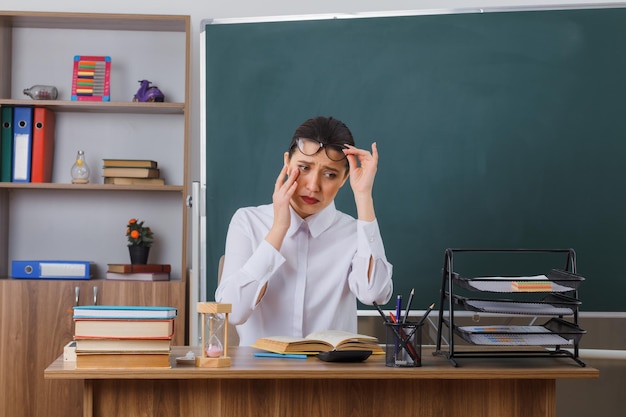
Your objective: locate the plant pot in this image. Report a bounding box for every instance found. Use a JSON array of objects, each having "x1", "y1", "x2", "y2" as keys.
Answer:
[{"x1": 129, "y1": 246, "x2": 150, "y2": 264}]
